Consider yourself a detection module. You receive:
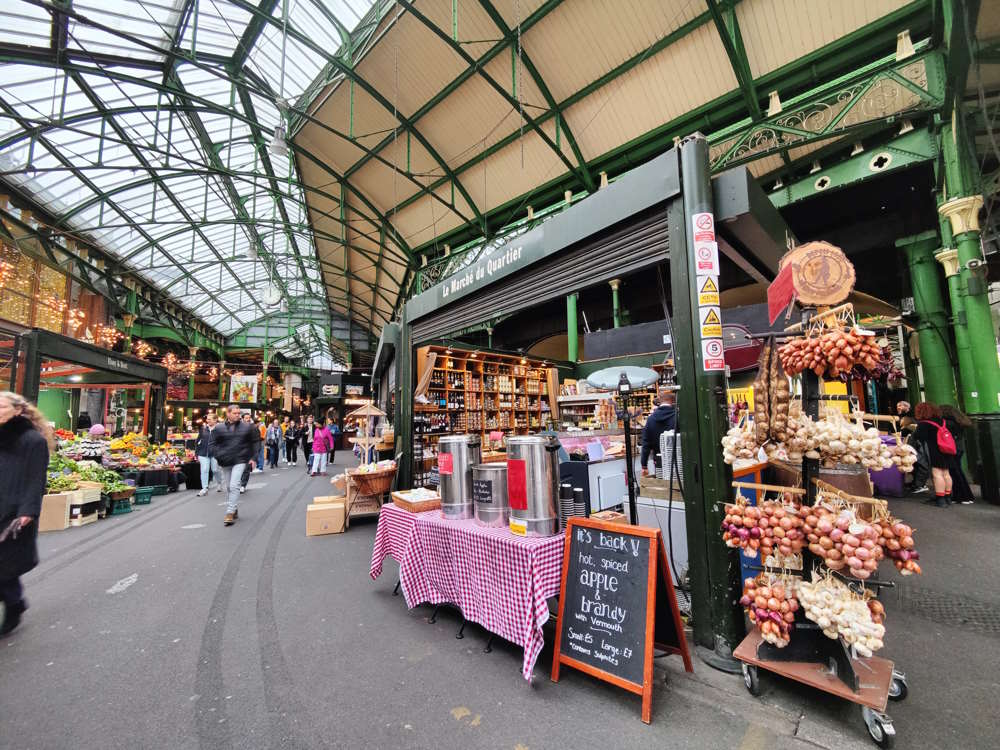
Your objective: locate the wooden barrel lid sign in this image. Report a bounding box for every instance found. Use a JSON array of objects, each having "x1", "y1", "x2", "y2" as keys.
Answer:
[{"x1": 779, "y1": 241, "x2": 855, "y2": 307}]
